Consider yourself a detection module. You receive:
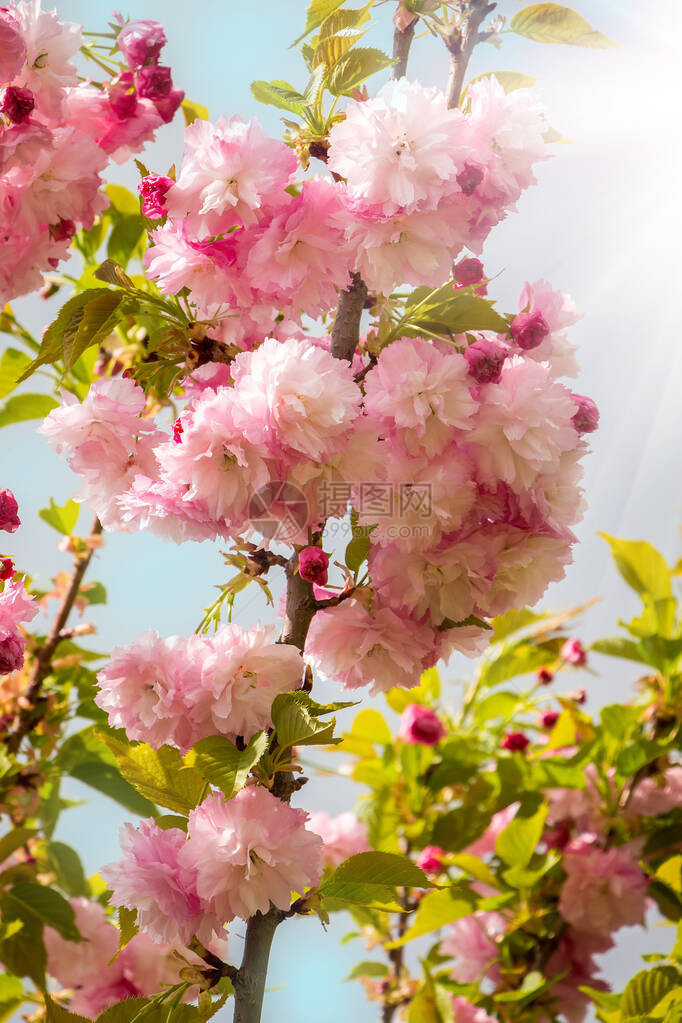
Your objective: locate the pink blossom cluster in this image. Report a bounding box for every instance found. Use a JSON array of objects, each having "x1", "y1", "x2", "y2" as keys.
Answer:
[
  {"x1": 102, "y1": 787, "x2": 322, "y2": 944},
  {"x1": 0, "y1": 5, "x2": 181, "y2": 303},
  {"x1": 94, "y1": 623, "x2": 303, "y2": 749},
  {"x1": 140, "y1": 77, "x2": 548, "y2": 348},
  {"x1": 44, "y1": 896, "x2": 220, "y2": 1019}
]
